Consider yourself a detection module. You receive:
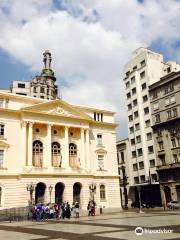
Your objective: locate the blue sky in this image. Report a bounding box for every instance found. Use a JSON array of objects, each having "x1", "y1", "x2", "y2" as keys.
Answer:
[{"x1": 0, "y1": 0, "x2": 180, "y2": 139}]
